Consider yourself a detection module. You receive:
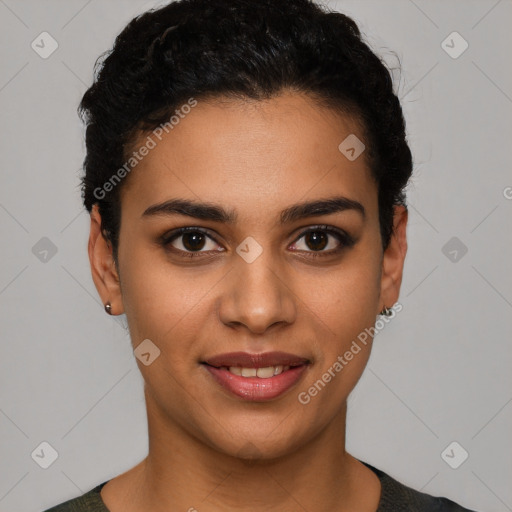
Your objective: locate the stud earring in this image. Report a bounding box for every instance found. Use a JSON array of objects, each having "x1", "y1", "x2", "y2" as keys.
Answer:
[
  {"x1": 379, "y1": 305, "x2": 393, "y2": 316},
  {"x1": 104, "y1": 302, "x2": 113, "y2": 315}
]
